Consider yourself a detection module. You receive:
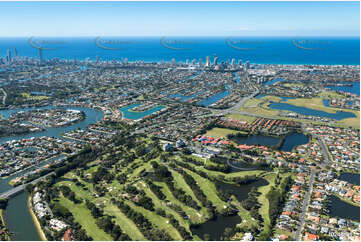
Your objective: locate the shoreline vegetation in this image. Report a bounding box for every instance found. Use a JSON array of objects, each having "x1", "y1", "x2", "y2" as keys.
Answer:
[
  {"x1": 27, "y1": 195, "x2": 47, "y2": 241},
  {"x1": 0, "y1": 209, "x2": 10, "y2": 241}
]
